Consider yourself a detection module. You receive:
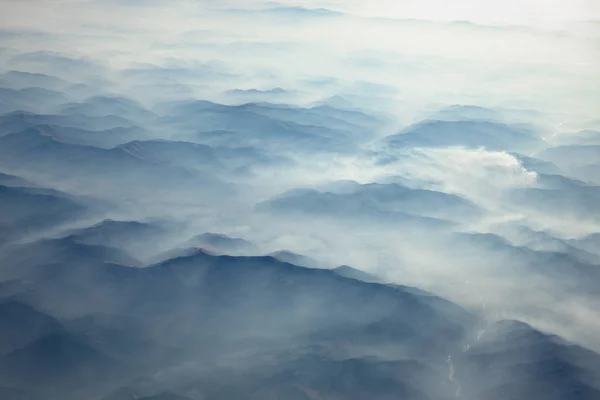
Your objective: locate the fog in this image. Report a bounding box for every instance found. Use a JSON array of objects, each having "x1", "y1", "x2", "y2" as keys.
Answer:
[{"x1": 0, "y1": 1, "x2": 599, "y2": 399}]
